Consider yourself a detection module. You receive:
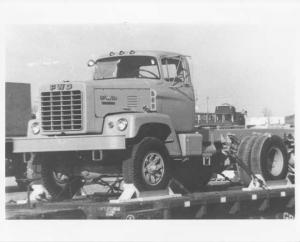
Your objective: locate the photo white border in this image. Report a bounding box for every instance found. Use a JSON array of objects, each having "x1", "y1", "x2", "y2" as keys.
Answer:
[{"x1": 0, "y1": 1, "x2": 299, "y2": 241}]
